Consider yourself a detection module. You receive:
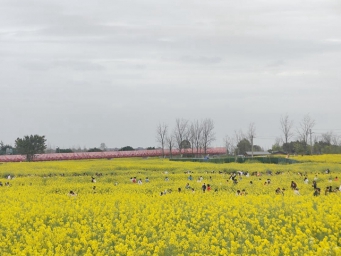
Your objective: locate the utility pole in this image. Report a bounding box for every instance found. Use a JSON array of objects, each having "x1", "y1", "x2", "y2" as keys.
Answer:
[{"x1": 310, "y1": 129, "x2": 313, "y2": 155}]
